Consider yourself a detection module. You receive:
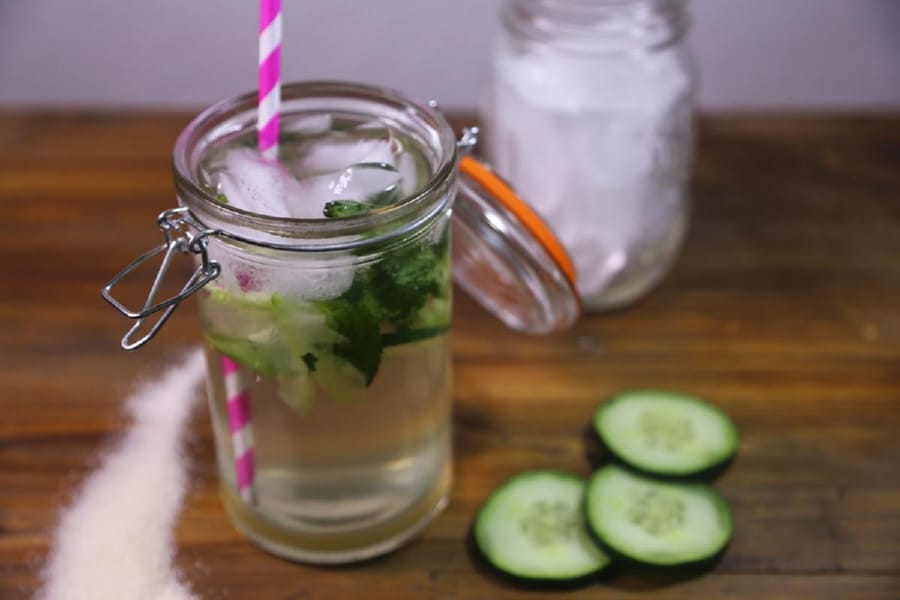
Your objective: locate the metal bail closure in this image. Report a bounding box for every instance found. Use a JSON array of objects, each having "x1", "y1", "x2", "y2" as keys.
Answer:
[
  {"x1": 101, "y1": 207, "x2": 221, "y2": 350},
  {"x1": 452, "y1": 155, "x2": 581, "y2": 334}
]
